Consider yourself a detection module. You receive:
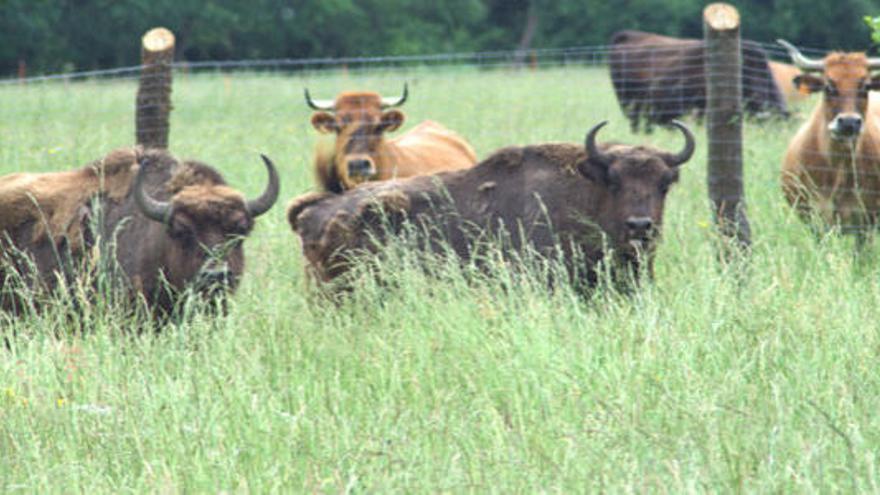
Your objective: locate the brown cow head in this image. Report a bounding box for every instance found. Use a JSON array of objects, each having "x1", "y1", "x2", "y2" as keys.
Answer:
[
  {"x1": 579, "y1": 121, "x2": 694, "y2": 258},
  {"x1": 305, "y1": 84, "x2": 408, "y2": 189},
  {"x1": 133, "y1": 154, "x2": 279, "y2": 301},
  {"x1": 779, "y1": 40, "x2": 880, "y2": 141}
]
